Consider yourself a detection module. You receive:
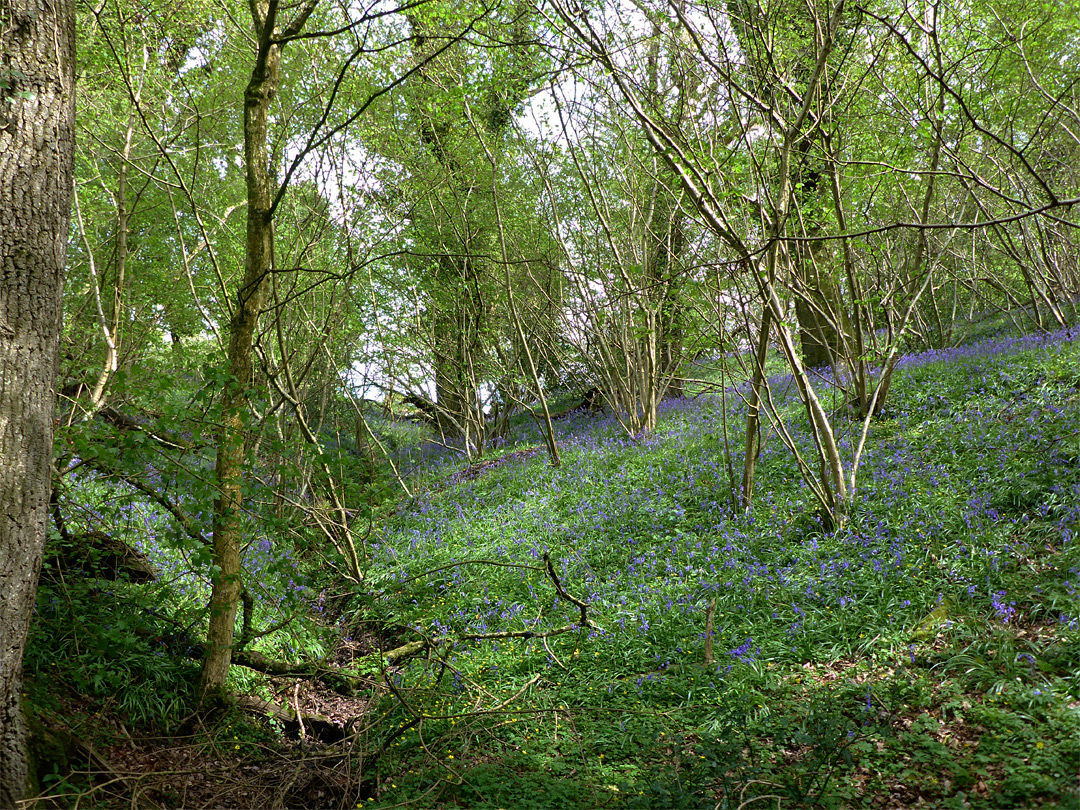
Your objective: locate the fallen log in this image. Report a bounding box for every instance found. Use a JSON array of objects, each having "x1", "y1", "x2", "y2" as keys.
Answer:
[
  {"x1": 234, "y1": 696, "x2": 345, "y2": 743},
  {"x1": 230, "y1": 639, "x2": 428, "y2": 696}
]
